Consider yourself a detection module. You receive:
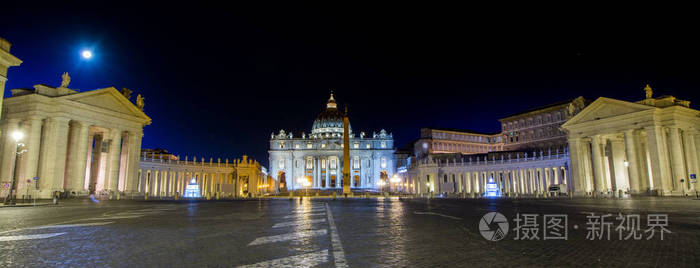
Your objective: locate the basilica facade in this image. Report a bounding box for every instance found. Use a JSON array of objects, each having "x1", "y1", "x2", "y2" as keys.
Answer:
[{"x1": 268, "y1": 94, "x2": 396, "y2": 191}]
